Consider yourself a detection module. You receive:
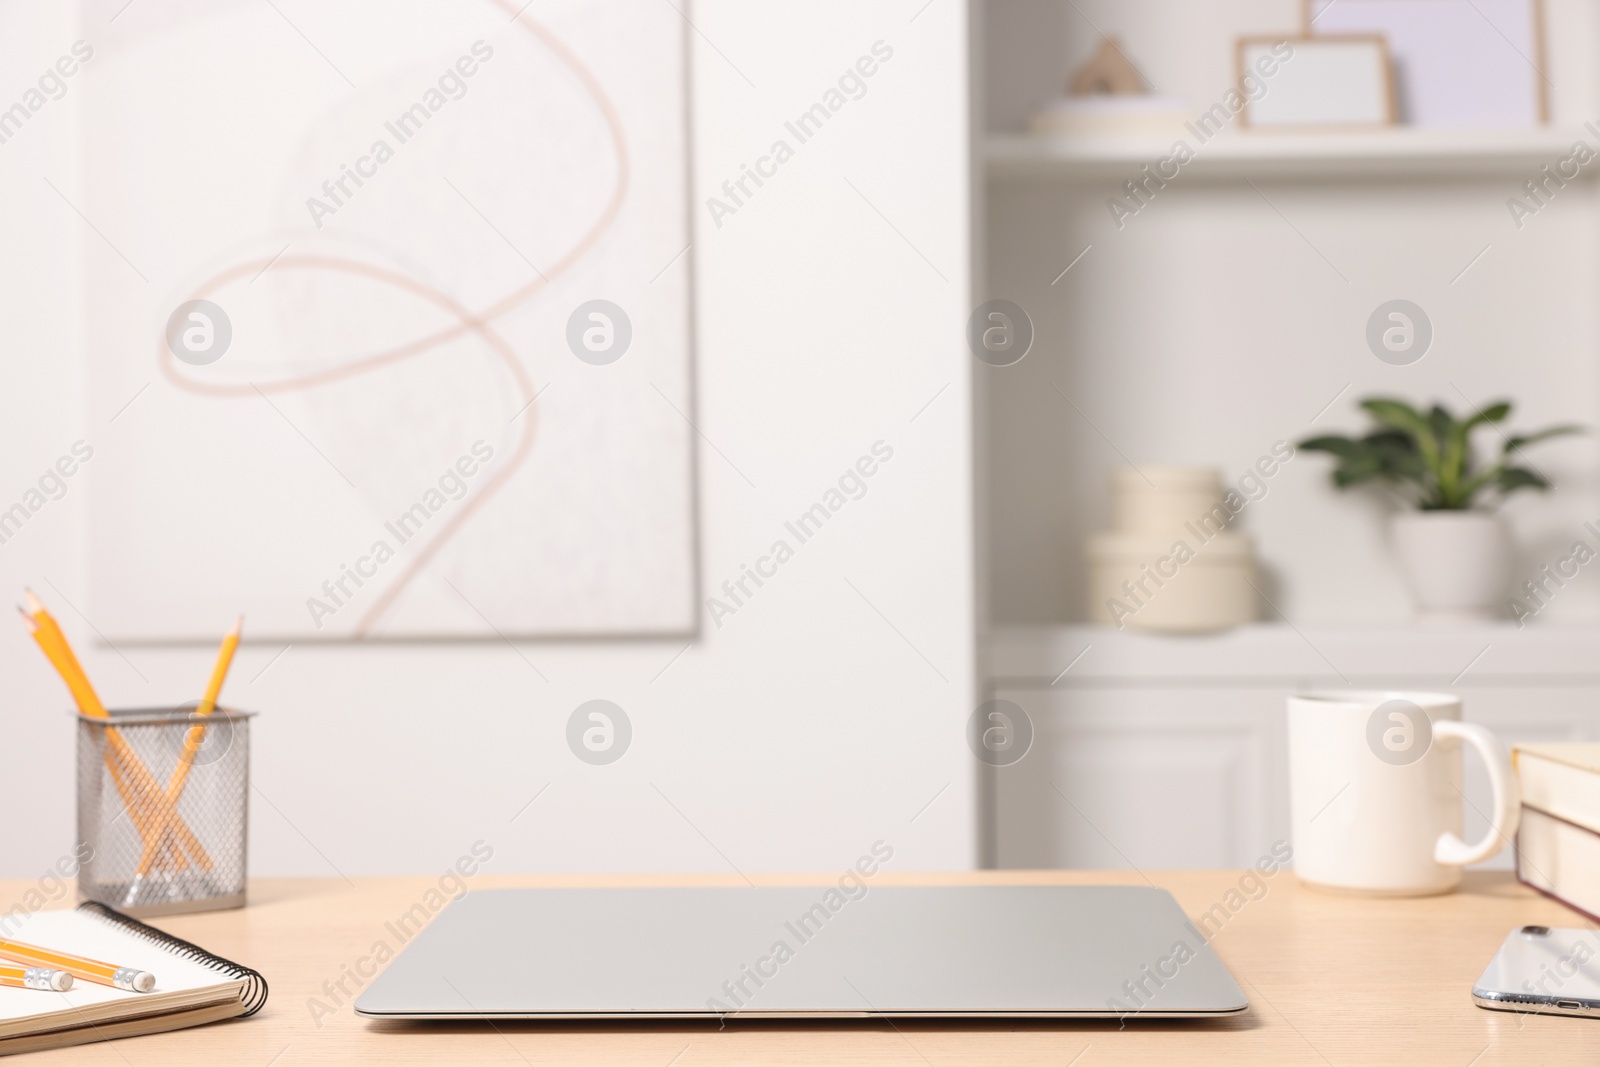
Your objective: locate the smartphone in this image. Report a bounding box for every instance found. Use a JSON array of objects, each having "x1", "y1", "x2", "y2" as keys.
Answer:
[{"x1": 1474, "y1": 925, "x2": 1600, "y2": 1018}]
